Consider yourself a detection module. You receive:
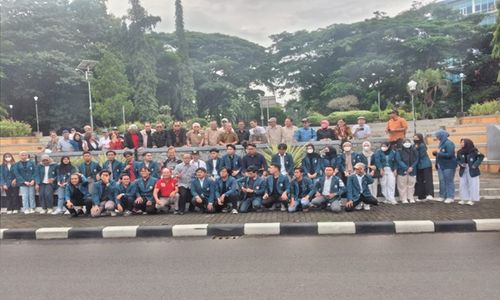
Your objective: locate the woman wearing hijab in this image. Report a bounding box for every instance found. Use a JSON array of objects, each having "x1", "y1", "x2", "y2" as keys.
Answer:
[
  {"x1": 321, "y1": 145, "x2": 339, "y2": 175},
  {"x1": 395, "y1": 138, "x2": 419, "y2": 204},
  {"x1": 457, "y1": 138, "x2": 484, "y2": 206},
  {"x1": 374, "y1": 141, "x2": 398, "y2": 204},
  {"x1": 52, "y1": 156, "x2": 77, "y2": 215},
  {"x1": 360, "y1": 141, "x2": 379, "y2": 200},
  {"x1": 432, "y1": 129, "x2": 457, "y2": 204},
  {"x1": 413, "y1": 133, "x2": 434, "y2": 201},
  {"x1": 301, "y1": 144, "x2": 323, "y2": 181},
  {"x1": 337, "y1": 142, "x2": 364, "y2": 184},
  {"x1": 0, "y1": 153, "x2": 20, "y2": 214}
]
